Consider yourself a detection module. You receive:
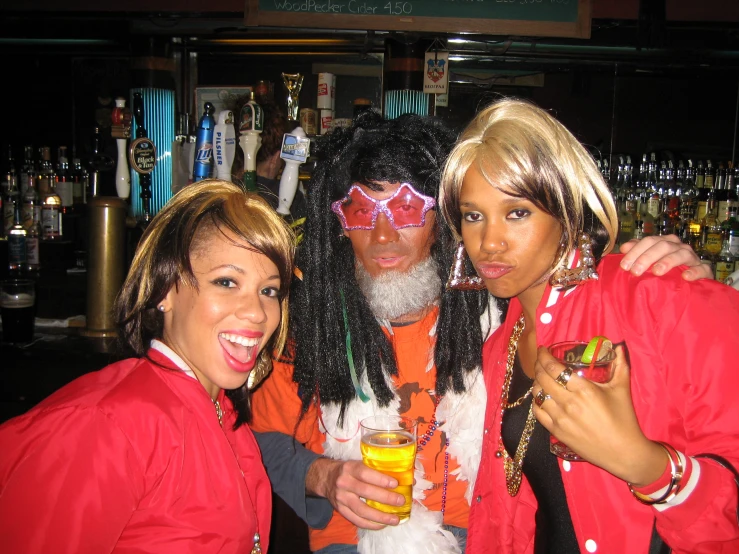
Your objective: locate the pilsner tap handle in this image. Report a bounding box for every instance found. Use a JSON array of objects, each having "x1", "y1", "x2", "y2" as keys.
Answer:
[{"x1": 214, "y1": 110, "x2": 236, "y2": 182}]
